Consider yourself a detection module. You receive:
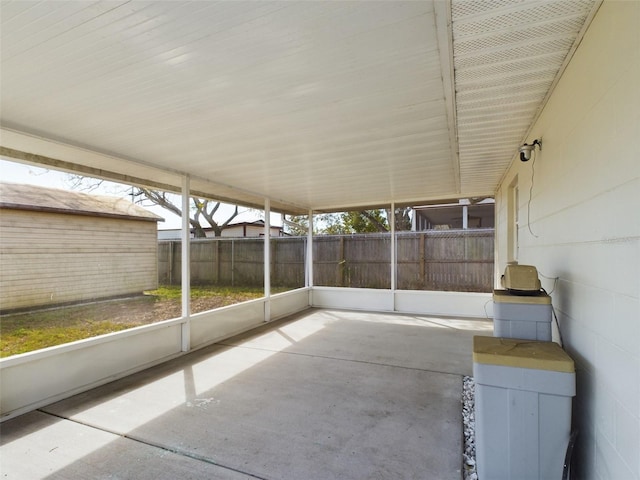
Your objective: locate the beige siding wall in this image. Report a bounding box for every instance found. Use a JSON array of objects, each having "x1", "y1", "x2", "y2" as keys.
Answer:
[
  {"x1": 218, "y1": 225, "x2": 281, "y2": 237},
  {"x1": 0, "y1": 209, "x2": 158, "y2": 311},
  {"x1": 495, "y1": 2, "x2": 639, "y2": 479}
]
